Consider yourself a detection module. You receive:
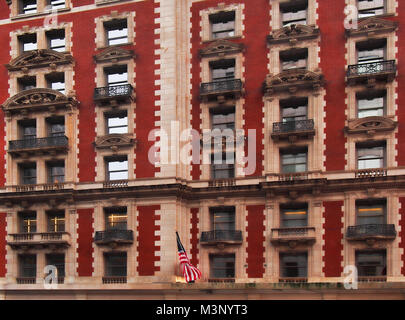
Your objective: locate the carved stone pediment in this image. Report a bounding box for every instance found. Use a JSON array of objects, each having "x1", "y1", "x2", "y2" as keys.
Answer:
[
  {"x1": 267, "y1": 24, "x2": 320, "y2": 45},
  {"x1": 94, "y1": 134, "x2": 136, "y2": 151},
  {"x1": 345, "y1": 116, "x2": 397, "y2": 135},
  {"x1": 94, "y1": 47, "x2": 135, "y2": 63},
  {"x1": 1, "y1": 88, "x2": 78, "y2": 116},
  {"x1": 346, "y1": 17, "x2": 398, "y2": 37},
  {"x1": 6, "y1": 49, "x2": 73, "y2": 72},
  {"x1": 263, "y1": 68, "x2": 325, "y2": 96},
  {"x1": 199, "y1": 39, "x2": 244, "y2": 58}
]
